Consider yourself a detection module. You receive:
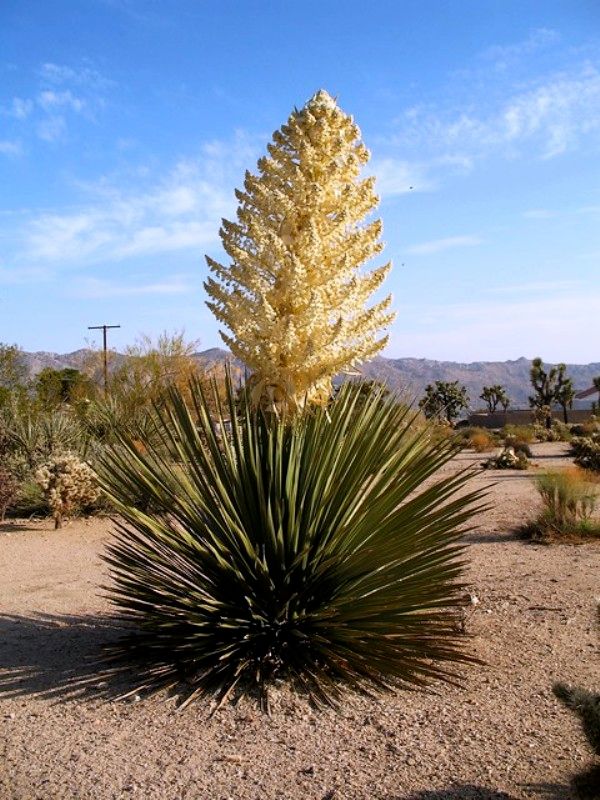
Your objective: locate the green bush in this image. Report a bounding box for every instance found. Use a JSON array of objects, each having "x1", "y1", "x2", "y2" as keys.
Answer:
[
  {"x1": 9, "y1": 479, "x2": 46, "y2": 518},
  {"x1": 99, "y1": 379, "x2": 484, "y2": 711}
]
